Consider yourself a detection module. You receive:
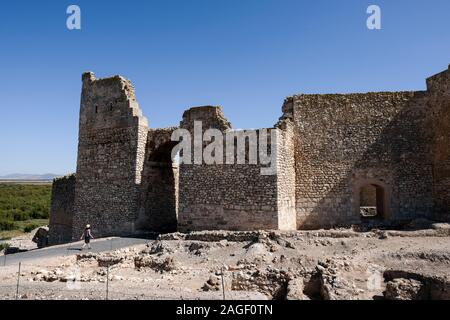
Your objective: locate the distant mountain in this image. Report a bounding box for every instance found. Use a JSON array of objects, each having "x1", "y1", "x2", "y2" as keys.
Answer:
[{"x1": 0, "y1": 173, "x2": 60, "y2": 180}]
